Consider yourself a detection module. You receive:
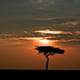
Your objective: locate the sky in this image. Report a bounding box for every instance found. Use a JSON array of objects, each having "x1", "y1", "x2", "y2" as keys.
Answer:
[
  {"x1": 0, "y1": 0, "x2": 80, "y2": 32},
  {"x1": 0, "y1": 0, "x2": 80, "y2": 69}
]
